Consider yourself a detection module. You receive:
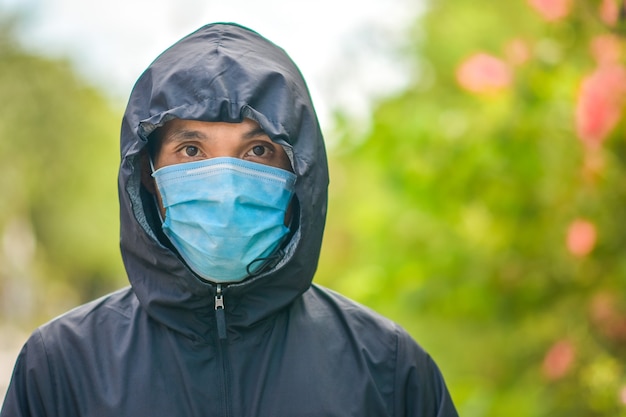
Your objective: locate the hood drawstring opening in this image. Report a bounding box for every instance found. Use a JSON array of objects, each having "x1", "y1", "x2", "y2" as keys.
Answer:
[{"x1": 246, "y1": 249, "x2": 285, "y2": 277}]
